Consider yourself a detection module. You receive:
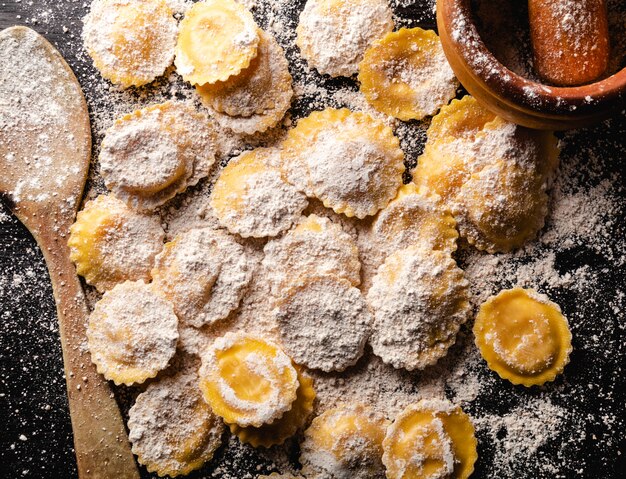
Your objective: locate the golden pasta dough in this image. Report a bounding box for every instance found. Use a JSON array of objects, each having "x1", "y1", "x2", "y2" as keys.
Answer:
[
  {"x1": 128, "y1": 367, "x2": 225, "y2": 477},
  {"x1": 367, "y1": 246, "x2": 470, "y2": 371},
  {"x1": 196, "y1": 29, "x2": 293, "y2": 118},
  {"x1": 383, "y1": 399, "x2": 477, "y2": 479},
  {"x1": 474, "y1": 287, "x2": 573, "y2": 387},
  {"x1": 175, "y1": 0, "x2": 260, "y2": 85},
  {"x1": 359, "y1": 28, "x2": 458, "y2": 121},
  {"x1": 210, "y1": 148, "x2": 308, "y2": 238},
  {"x1": 229, "y1": 366, "x2": 316, "y2": 448},
  {"x1": 87, "y1": 280, "x2": 179, "y2": 386},
  {"x1": 370, "y1": 182, "x2": 458, "y2": 260},
  {"x1": 82, "y1": 0, "x2": 178, "y2": 88},
  {"x1": 262, "y1": 214, "x2": 361, "y2": 296},
  {"x1": 296, "y1": 0, "x2": 394, "y2": 77},
  {"x1": 199, "y1": 332, "x2": 299, "y2": 427},
  {"x1": 99, "y1": 101, "x2": 217, "y2": 211},
  {"x1": 275, "y1": 276, "x2": 372, "y2": 372},
  {"x1": 281, "y1": 108, "x2": 405, "y2": 218},
  {"x1": 68, "y1": 194, "x2": 165, "y2": 292},
  {"x1": 300, "y1": 403, "x2": 390, "y2": 479},
  {"x1": 413, "y1": 95, "x2": 559, "y2": 253},
  {"x1": 151, "y1": 227, "x2": 255, "y2": 327}
]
